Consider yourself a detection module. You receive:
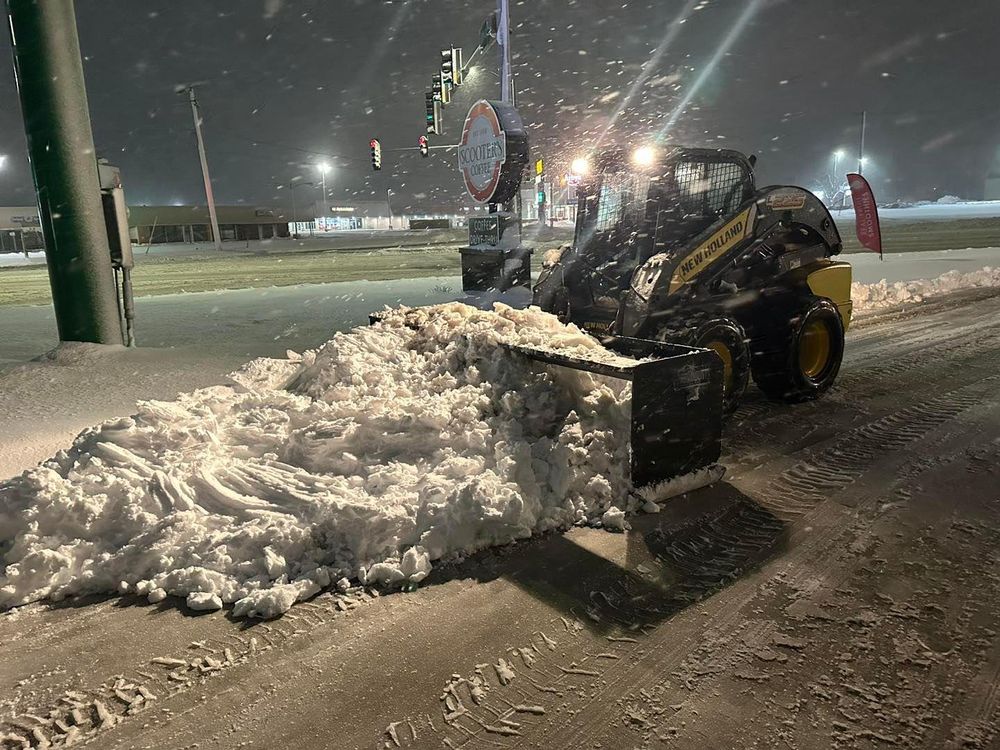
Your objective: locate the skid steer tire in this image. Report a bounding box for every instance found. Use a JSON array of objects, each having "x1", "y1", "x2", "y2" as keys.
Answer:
[
  {"x1": 751, "y1": 297, "x2": 844, "y2": 403},
  {"x1": 693, "y1": 319, "x2": 750, "y2": 416}
]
